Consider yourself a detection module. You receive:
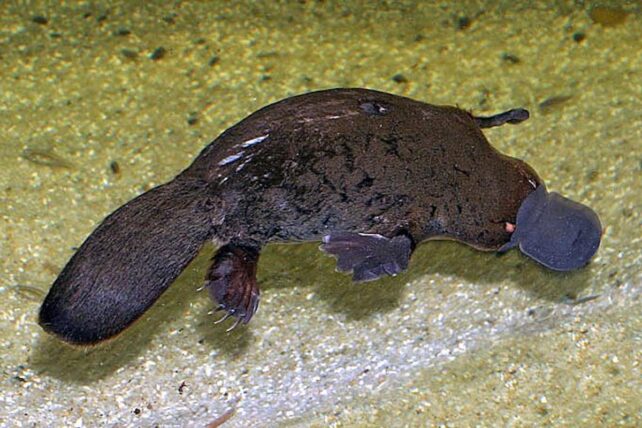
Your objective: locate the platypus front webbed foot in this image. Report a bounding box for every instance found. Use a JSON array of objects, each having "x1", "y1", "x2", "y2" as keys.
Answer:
[
  {"x1": 205, "y1": 243, "x2": 261, "y2": 330},
  {"x1": 320, "y1": 232, "x2": 414, "y2": 282}
]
